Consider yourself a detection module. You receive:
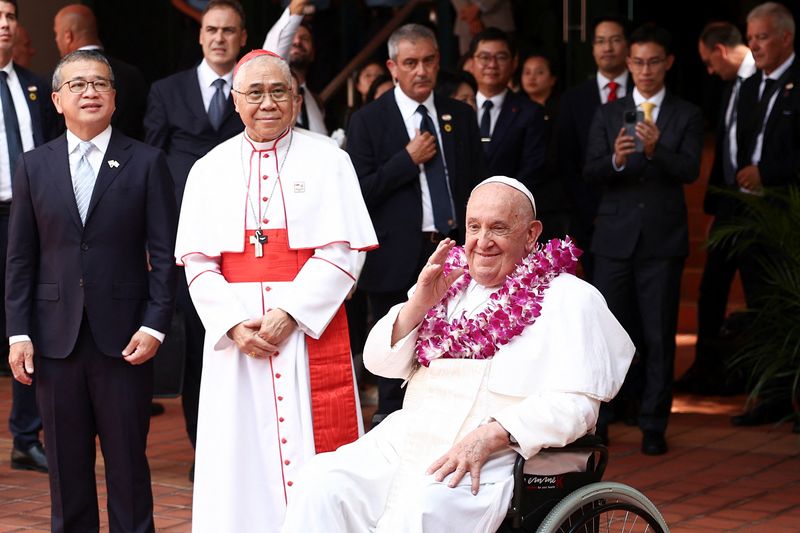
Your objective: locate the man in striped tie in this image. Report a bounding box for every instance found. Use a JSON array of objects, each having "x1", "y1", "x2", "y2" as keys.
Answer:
[{"x1": 5, "y1": 49, "x2": 177, "y2": 532}]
